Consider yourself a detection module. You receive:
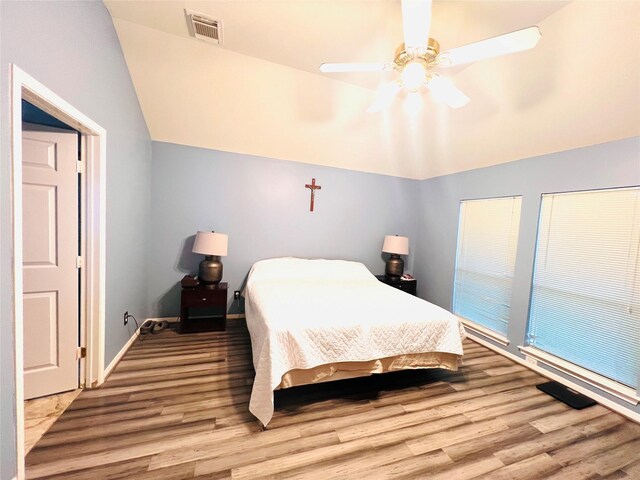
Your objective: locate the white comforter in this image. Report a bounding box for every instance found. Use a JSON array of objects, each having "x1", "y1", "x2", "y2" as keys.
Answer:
[{"x1": 244, "y1": 257, "x2": 466, "y2": 426}]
